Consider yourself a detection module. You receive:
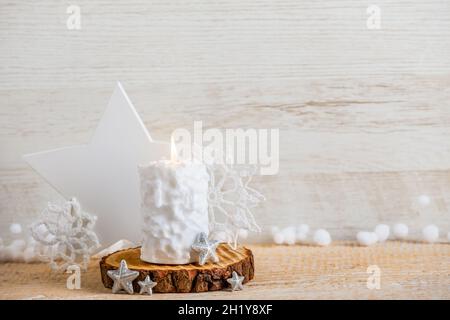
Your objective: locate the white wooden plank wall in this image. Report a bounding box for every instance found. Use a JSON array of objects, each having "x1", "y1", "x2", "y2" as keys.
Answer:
[{"x1": 1, "y1": 1, "x2": 449, "y2": 242}]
